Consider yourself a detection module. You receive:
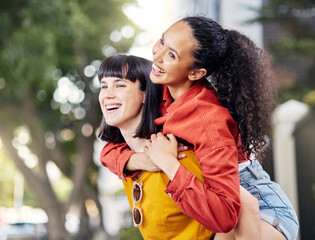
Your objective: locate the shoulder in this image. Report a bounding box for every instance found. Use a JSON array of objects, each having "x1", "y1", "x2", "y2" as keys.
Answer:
[
  {"x1": 193, "y1": 87, "x2": 233, "y2": 123},
  {"x1": 191, "y1": 87, "x2": 239, "y2": 147}
]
